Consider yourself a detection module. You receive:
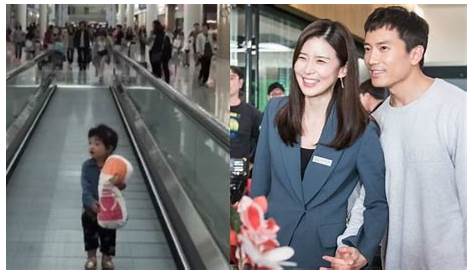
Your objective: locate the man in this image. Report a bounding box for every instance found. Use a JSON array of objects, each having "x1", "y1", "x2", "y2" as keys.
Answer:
[
  {"x1": 74, "y1": 21, "x2": 91, "y2": 71},
  {"x1": 229, "y1": 66, "x2": 262, "y2": 163},
  {"x1": 359, "y1": 79, "x2": 388, "y2": 113},
  {"x1": 267, "y1": 81, "x2": 285, "y2": 100},
  {"x1": 326, "y1": 6, "x2": 466, "y2": 270},
  {"x1": 190, "y1": 22, "x2": 200, "y2": 62},
  {"x1": 196, "y1": 23, "x2": 213, "y2": 86}
]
